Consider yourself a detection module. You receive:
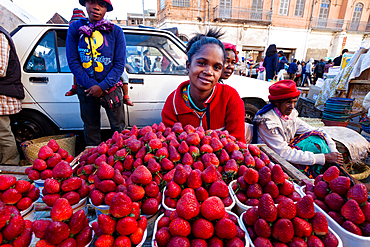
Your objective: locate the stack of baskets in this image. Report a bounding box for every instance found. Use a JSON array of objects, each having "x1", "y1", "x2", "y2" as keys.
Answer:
[{"x1": 322, "y1": 97, "x2": 354, "y2": 127}]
